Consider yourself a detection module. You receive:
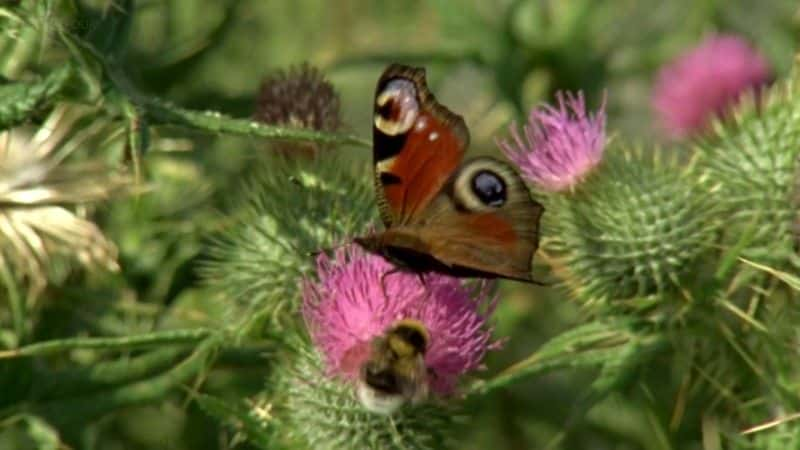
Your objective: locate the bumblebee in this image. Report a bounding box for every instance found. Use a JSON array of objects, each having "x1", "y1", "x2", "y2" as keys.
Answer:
[{"x1": 357, "y1": 319, "x2": 431, "y2": 414}]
